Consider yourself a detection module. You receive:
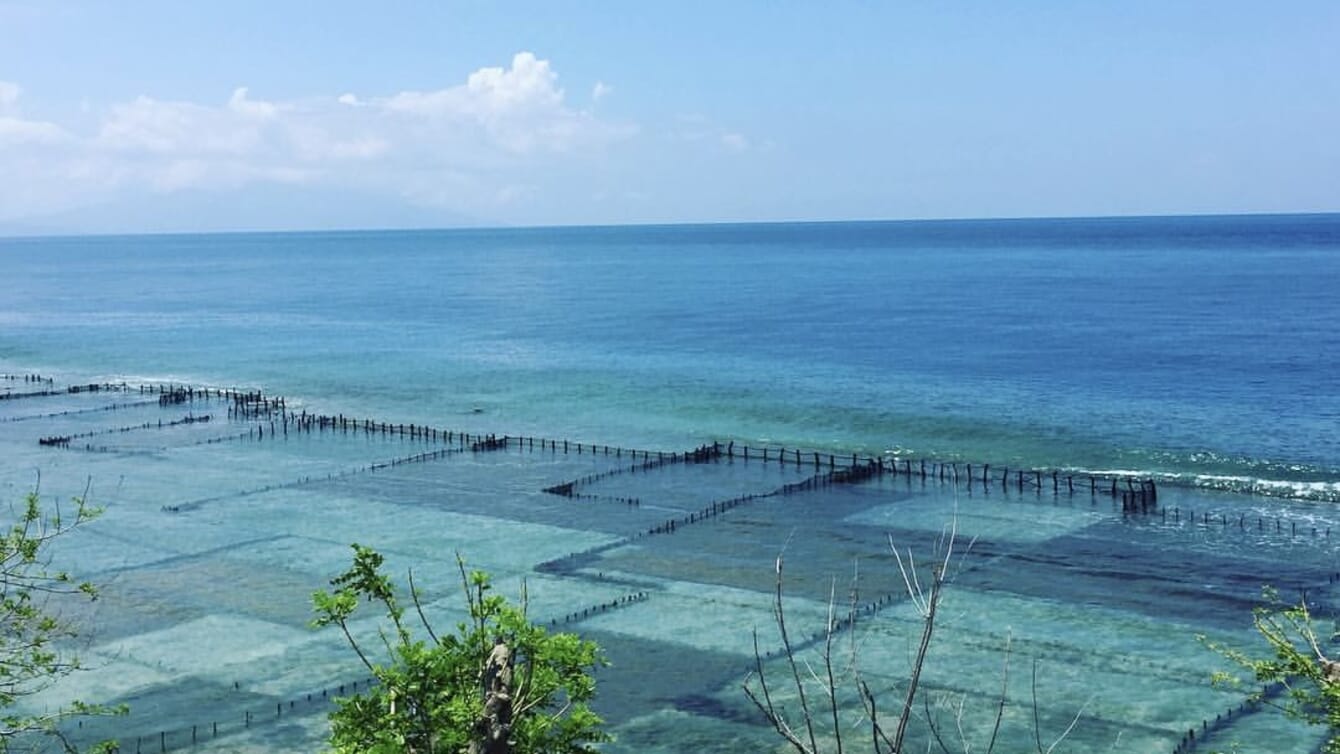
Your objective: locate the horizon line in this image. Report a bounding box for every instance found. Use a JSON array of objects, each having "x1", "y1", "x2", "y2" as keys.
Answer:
[{"x1": 2, "y1": 209, "x2": 1337, "y2": 243}]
